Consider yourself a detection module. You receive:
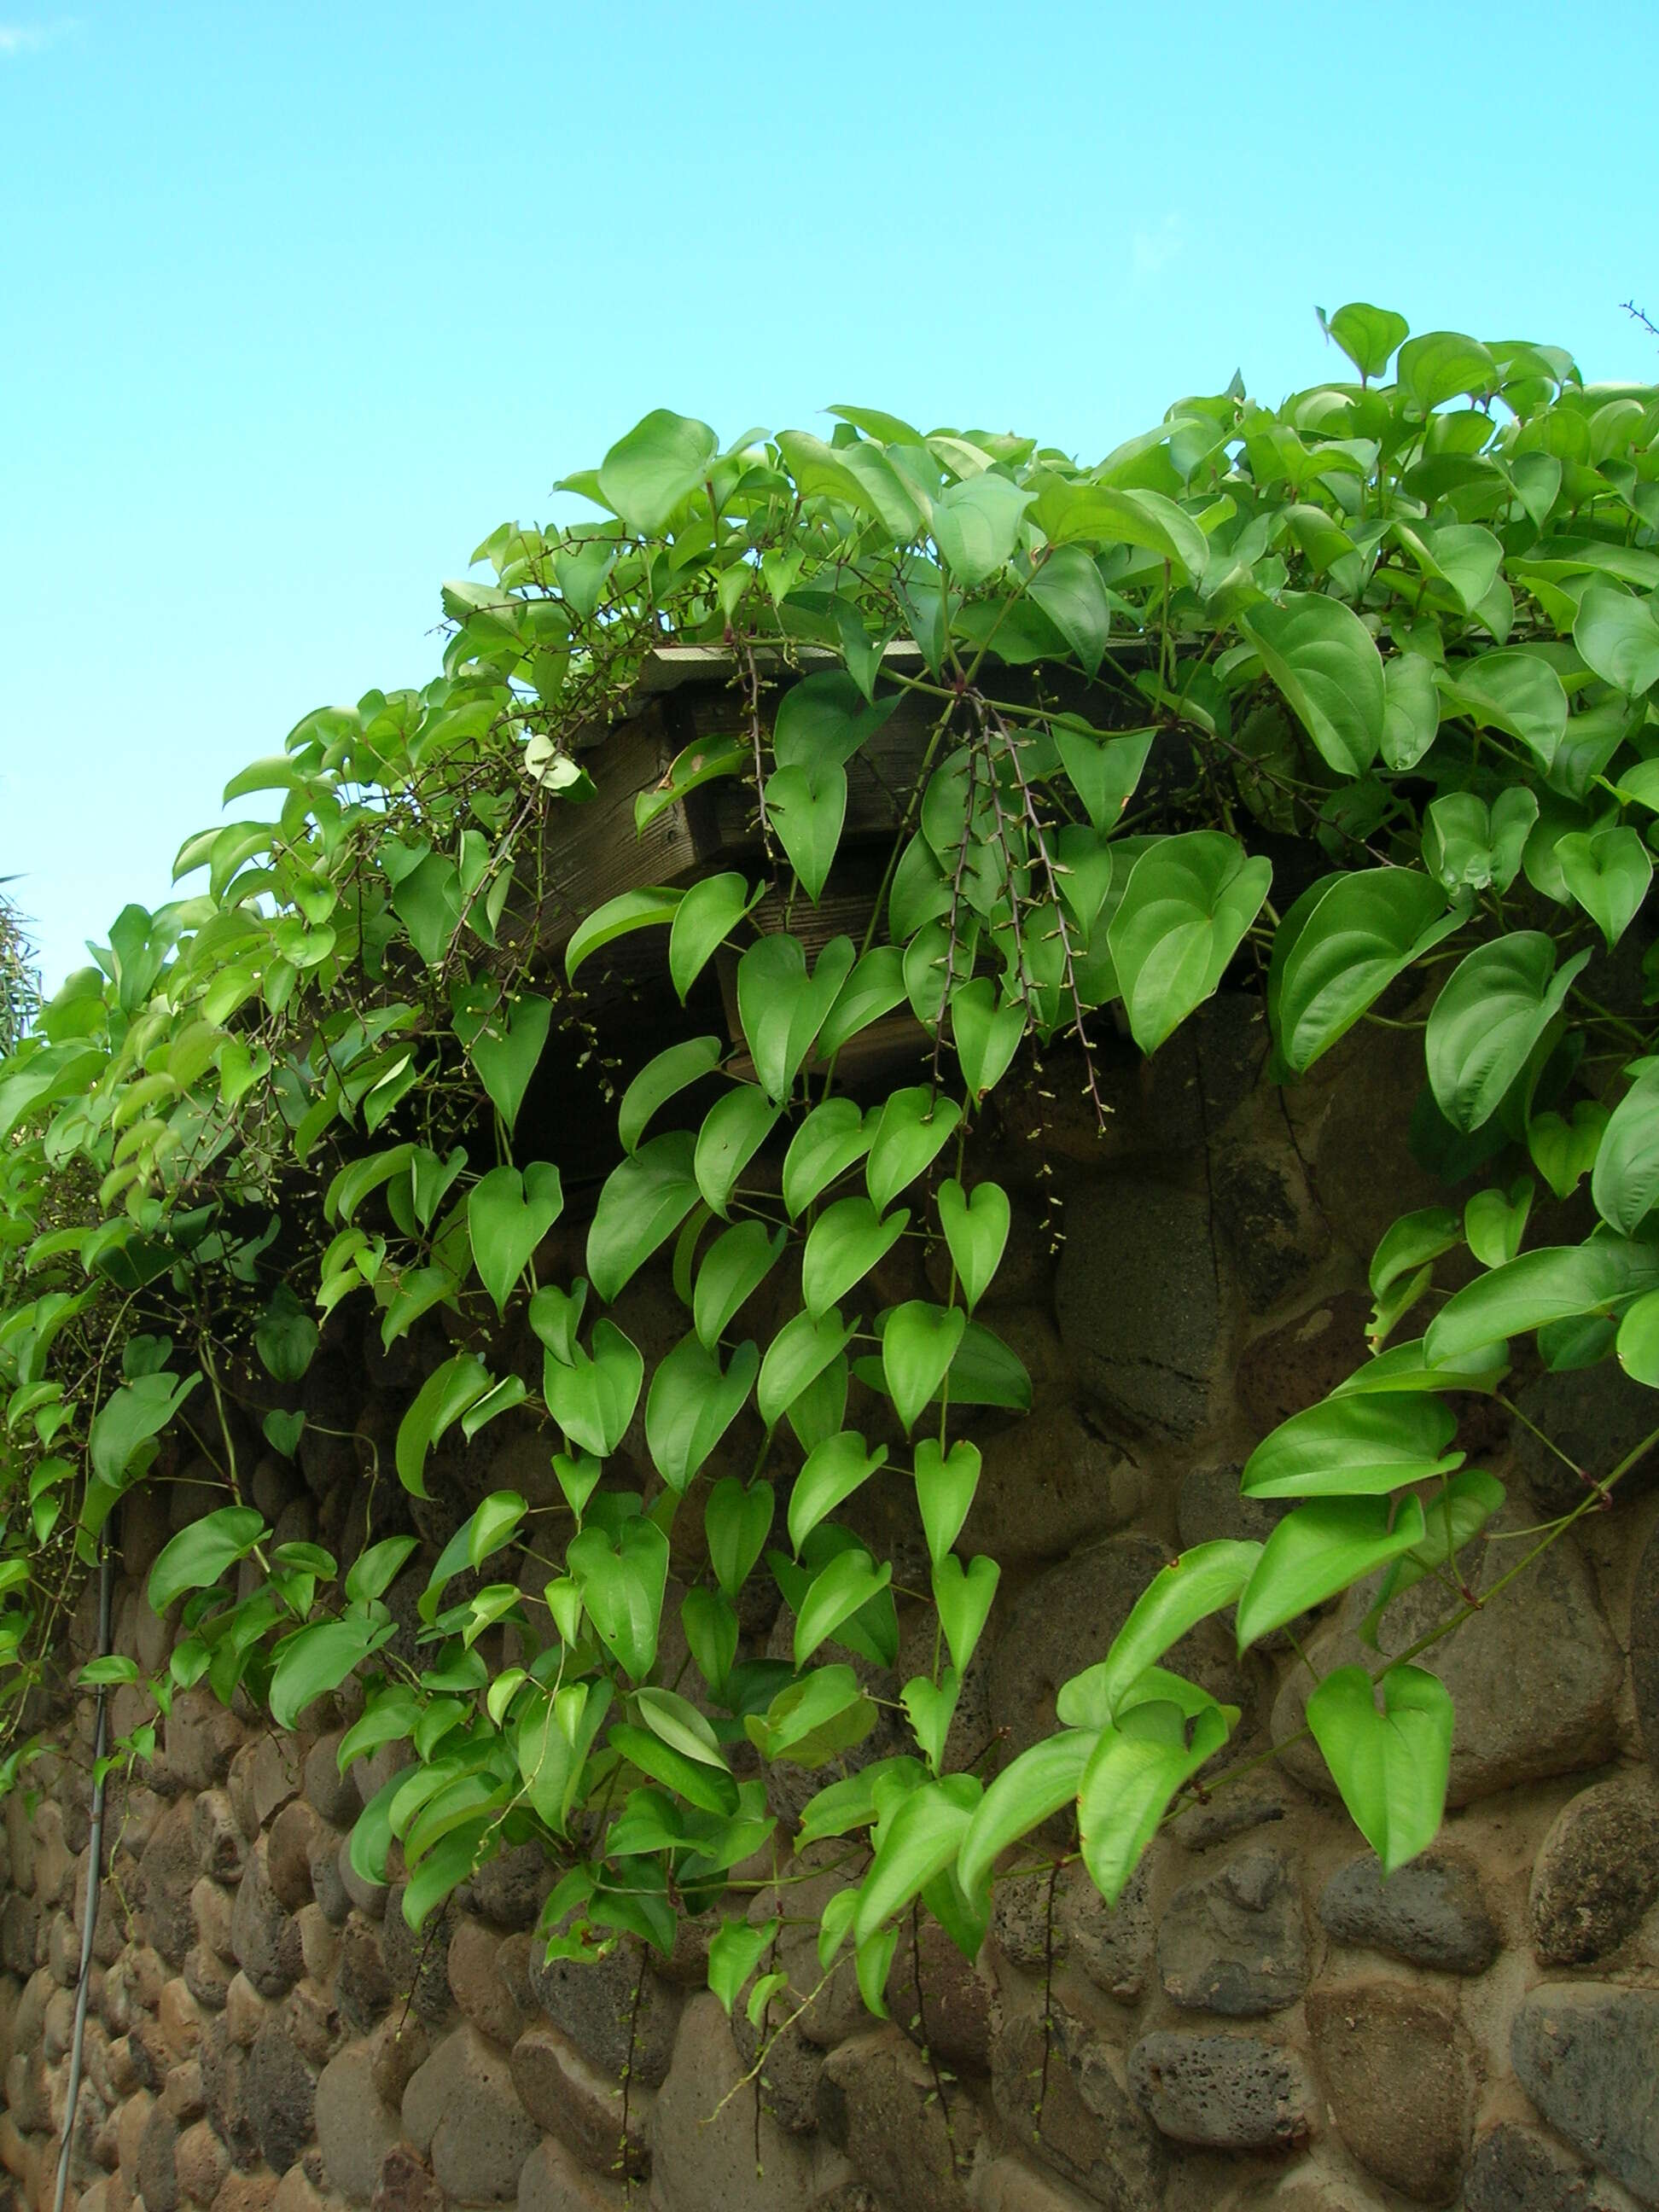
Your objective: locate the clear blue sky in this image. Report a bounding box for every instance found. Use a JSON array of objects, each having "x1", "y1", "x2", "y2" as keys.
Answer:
[{"x1": 3, "y1": 0, "x2": 1656, "y2": 992}]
